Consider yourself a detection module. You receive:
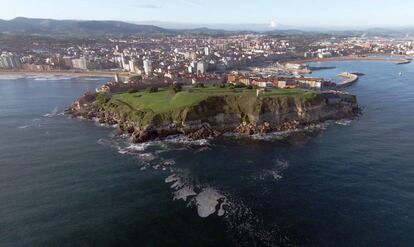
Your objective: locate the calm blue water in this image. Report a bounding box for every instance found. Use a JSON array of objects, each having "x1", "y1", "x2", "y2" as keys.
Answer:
[{"x1": 1, "y1": 60, "x2": 414, "y2": 247}]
